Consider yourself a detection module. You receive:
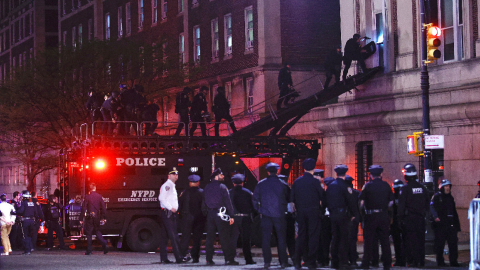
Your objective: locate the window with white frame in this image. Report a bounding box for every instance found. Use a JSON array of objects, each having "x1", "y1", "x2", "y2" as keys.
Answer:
[
  {"x1": 126, "y1": 3, "x2": 132, "y2": 36},
  {"x1": 78, "y1": 24, "x2": 82, "y2": 47},
  {"x1": 246, "y1": 78, "x2": 253, "y2": 113},
  {"x1": 245, "y1": 6, "x2": 253, "y2": 50},
  {"x1": 138, "y1": 0, "x2": 144, "y2": 29},
  {"x1": 193, "y1": 25, "x2": 200, "y2": 63},
  {"x1": 178, "y1": 0, "x2": 183, "y2": 13},
  {"x1": 211, "y1": 18, "x2": 219, "y2": 60},
  {"x1": 88, "y1": 19, "x2": 92, "y2": 41},
  {"x1": 224, "y1": 14, "x2": 232, "y2": 55},
  {"x1": 105, "y1": 13, "x2": 110, "y2": 40},
  {"x1": 72, "y1": 26, "x2": 76, "y2": 48},
  {"x1": 118, "y1": 6, "x2": 123, "y2": 37},
  {"x1": 179, "y1": 33, "x2": 185, "y2": 65},
  {"x1": 162, "y1": 0, "x2": 167, "y2": 20},
  {"x1": 152, "y1": 0, "x2": 158, "y2": 24},
  {"x1": 438, "y1": 0, "x2": 463, "y2": 61}
]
